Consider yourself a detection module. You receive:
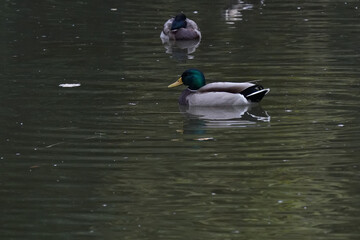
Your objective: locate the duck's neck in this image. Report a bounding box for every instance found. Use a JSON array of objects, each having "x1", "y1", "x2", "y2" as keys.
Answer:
[
  {"x1": 187, "y1": 88, "x2": 198, "y2": 92},
  {"x1": 188, "y1": 80, "x2": 205, "y2": 90}
]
